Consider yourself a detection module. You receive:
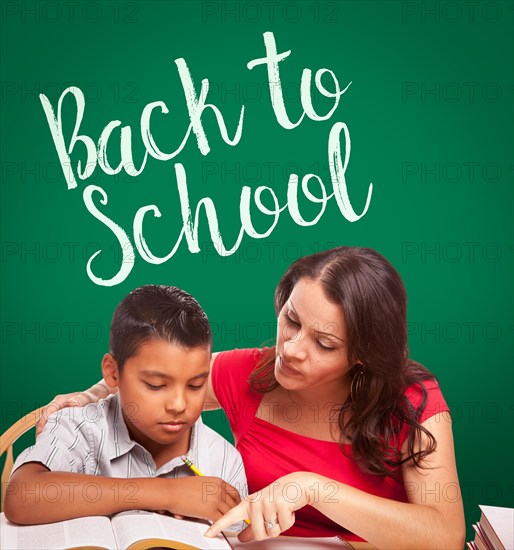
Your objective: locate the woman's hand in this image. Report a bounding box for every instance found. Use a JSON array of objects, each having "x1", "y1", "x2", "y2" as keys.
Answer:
[
  {"x1": 36, "y1": 381, "x2": 114, "y2": 436},
  {"x1": 205, "y1": 472, "x2": 314, "y2": 541}
]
